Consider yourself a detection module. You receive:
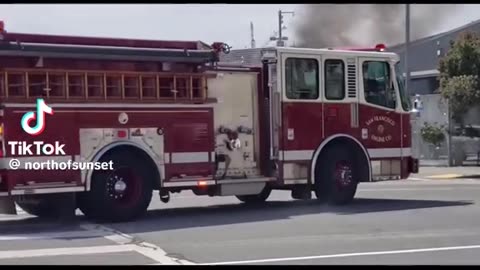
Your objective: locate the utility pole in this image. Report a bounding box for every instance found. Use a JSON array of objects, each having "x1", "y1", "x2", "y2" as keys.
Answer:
[
  {"x1": 278, "y1": 10, "x2": 283, "y2": 47},
  {"x1": 405, "y1": 4, "x2": 410, "y2": 98},
  {"x1": 250, "y1": 22, "x2": 256, "y2": 49},
  {"x1": 270, "y1": 10, "x2": 294, "y2": 47}
]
